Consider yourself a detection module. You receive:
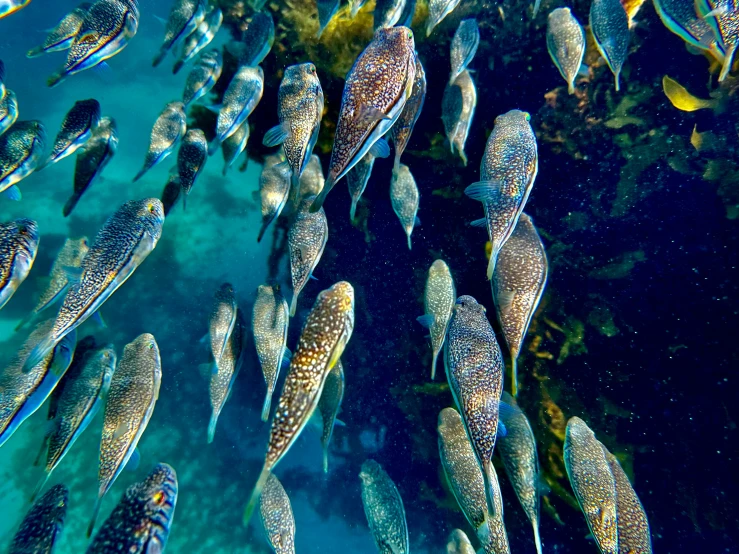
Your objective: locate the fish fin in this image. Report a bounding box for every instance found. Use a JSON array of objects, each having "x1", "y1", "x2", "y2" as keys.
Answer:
[
  {"x1": 416, "y1": 314, "x2": 435, "y2": 328},
  {"x1": 257, "y1": 219, "x2": 271, "y2": 243},
  {"x1": 323, "y1": 444, "x2": 329, "y2": 473},
  {"x1": 210, "y1": 361, "x2": 219, "y2": 375},
  {"x1": 154, "y1": 14, "x2": 168, "y2": 25},
  {"x1": 703, "y1": 5, "x2": 727, "y2": 18},
  {"x1": 407, "y1": 234, "x2": 412, "y2": 250},
  {"x1": 309, "y1": 274, "x2": 319, "y2": 281},
  {"x1": 26, "y1": 46, "x2": 45, "y2": 58},
  {"x1": 510, "y1": 355, "x2": 518, "y2": 397},
  {"x1": 470, "y1": 217, "x2": 487, "y2": 228},
  {"x1": 481, "y1": 460, "x2": 497, "y2": 517},
  {"x1": 532, "y1": 0, "x2": 541, "y2": 17},
  {"x1": 2, "y1": 185, "x2": 22, "y2": 201},
  {"x1": 204, "y1": 103, "x2": 222, "y2": 114},
  {"x1": 497, "y1": 421, "x2": 507, "y2": 437},
  {"x1": 125, "y1": 447, "x2": 140, "y2": 471},
  {"x1": 91, "y1": 310, "x2": 107, "y2": 329},
  {"x1": 496, "y1": 289, "x2": 515, "y2": 312},
  {"x1": 355, "y1": 104, "x2": 391, "y2": 125},
  {"x1": 261, "y1": 393, "x2": 272, "y2": 422},
  {"x1": 22, "y1": 335, "x2": 56, "y2": 374},
  {"x1": 431, "y1": 352, "x2": 439, "y2": 381},
  {"x1": 368, "y1": 138, "x2": 390, "y2": 158},
  {"x1": 464, "y1": 180, "x2": 504, "y2": 202},
  {"x1": 197, "y1": 363, "x2": 212, "y2": 379},
  {"x1": 533, "y1": 524, "x2": 543, "y2": 554},
  {"x1": 199, "y1": 332, "x2": 209, "y2": 344},
  {"x1": 207, "y1": 413, "x2": 218, "y2": 443},
  {"x1": 62, "y1": 265, "x2": 83, "y2": 283},
  {"x1": 719, "y1": 44, "x2": 736, "y2": 82},
  {"x1": 537, "y1": 475, "x2": 551, "y2": 496},
  {"x1": 577, "y1": 63, "x2": 590, "y2": 78},
  {"x1": 290, "y1": 291, "x2": 298, "y2": 317},
  {"x1": 414, "y1": 215, "x2": 421, "y2": 226},
  {"x1": 282, "y1": 346, "x2": 292, "y2": 362},
  {"x1": 30, "y1": 472, "x2": 50, "y2": 503},
  {"x1": 498, "y1": 397, "x2": 523, "y2": 424},
  {"x1": 263, "y1": 123, "x2": 289, "y2": 147},
  {"x1": 92, "y1": 62, "x2": 112, "y2": 82},
  {"x1": 152, "y1": 48, "x2": 167, "y2": 68},
  {"x1": 47, "y1": 72, "x2": 65, "y2": 88},
  {"x1": 243, "y1": 467, "x2": 271, "y2": 525},
  {"x1": 172, "y1": 59, "x2": 184, "y2": 75},
  {"x1": 309, "y1": 178, "x2": 331, "y2": 213},
  {"x1": 334, "y1": 418, "x2": 346, "y2": 427},
  {"x1": 87, "y1": 496, "x2": 103, "y2": 537}
]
